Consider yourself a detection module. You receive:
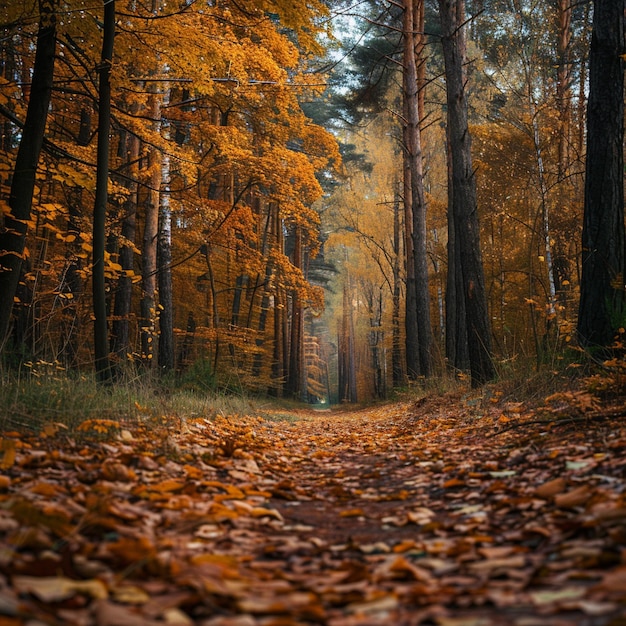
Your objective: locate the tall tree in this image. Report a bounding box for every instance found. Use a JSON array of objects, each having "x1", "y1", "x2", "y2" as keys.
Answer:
[
  {"x1": 438, "y1": 0, "x2": 494, "y2": 386},
  {"x1": 157, "y1": 88, "x2": 174, "y2": 372},
  {"x1": 403, "y1": 0, "x2": 433, "y2": 378},
  {"x1": 92, "y1": 0, "x2": 115, "y2": 382},
  {"x1": 0, "y1": 0, "x2": 57, "y2": 351},
  {"x1": 111, "y1": 127, "x2": 139, "y2": 363},
  {"x1": 577, "y1": 0, "x2": 625, "y2": 348}
]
